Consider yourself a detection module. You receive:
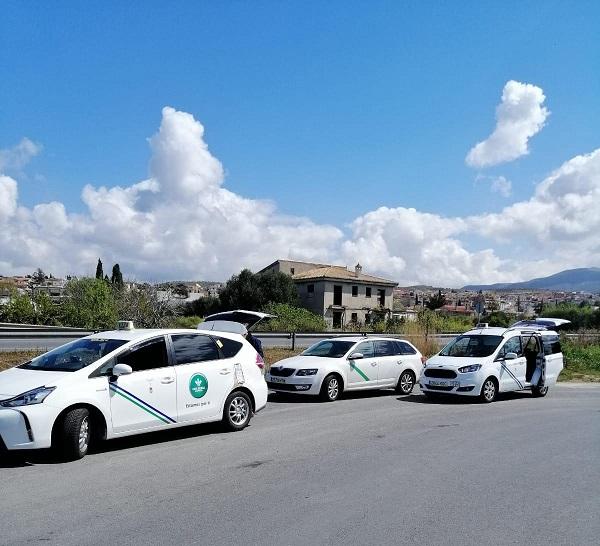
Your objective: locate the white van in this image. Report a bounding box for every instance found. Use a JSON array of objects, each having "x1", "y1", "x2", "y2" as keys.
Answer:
[{"x1": 420, "y1": 319, "x2": 570, "y2": 403}]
